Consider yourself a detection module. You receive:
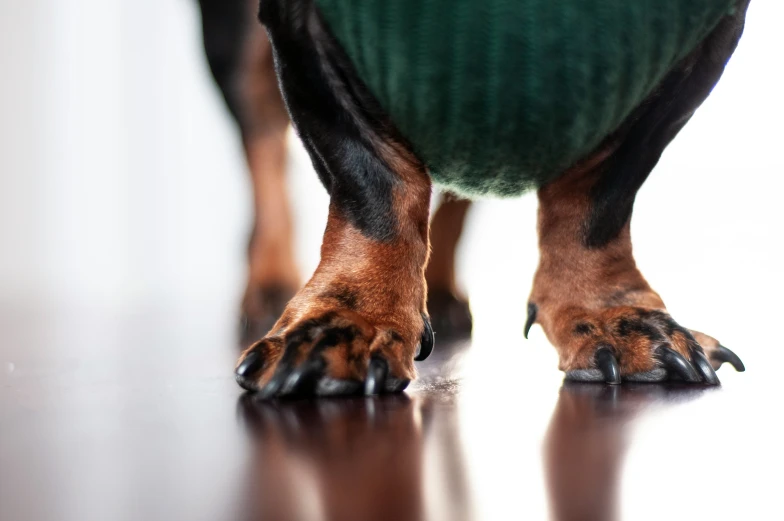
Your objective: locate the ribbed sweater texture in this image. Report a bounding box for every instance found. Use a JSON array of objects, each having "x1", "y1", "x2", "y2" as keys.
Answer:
[{"x1": 315, "y1": 0, "x2": 736, "y2": 196}]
